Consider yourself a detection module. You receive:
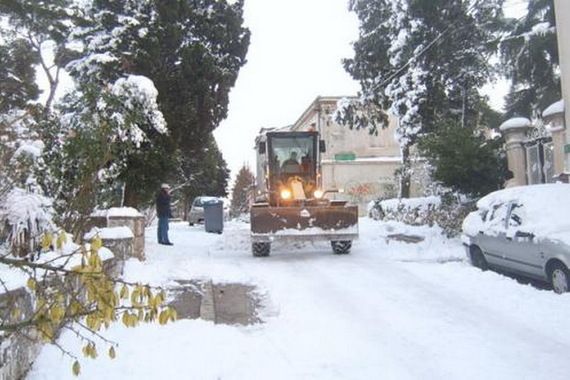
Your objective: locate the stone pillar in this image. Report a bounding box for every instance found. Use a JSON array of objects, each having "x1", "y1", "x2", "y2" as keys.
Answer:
[
  {"x1": 87, "y1": 208, "x2": 146, "y2": 261},
  {"x1": 554, "y1": 0, "x2": 570, "y2": 171},
  {"x1": 107, "y1": 214, "x2": 145, "y2": 261},
  {"x1": 543, "y1": 100, "x2": 566, "y2": 178},
  {"x1": 500, "y1": 118, "x2": 531, "y2": 187}
]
